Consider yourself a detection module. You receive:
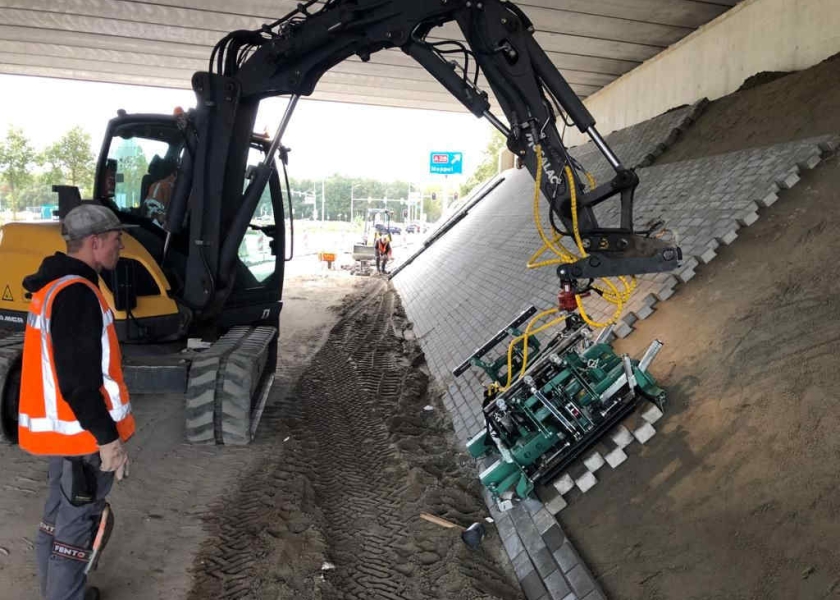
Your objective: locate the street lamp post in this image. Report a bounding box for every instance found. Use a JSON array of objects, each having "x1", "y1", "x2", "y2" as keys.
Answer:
[
  {"x1": 351, "y1": 183, "x2": 363, "y2": 223},
  {"x1": 321, "y1": 180, "x2": 326, "y2": 223}
]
